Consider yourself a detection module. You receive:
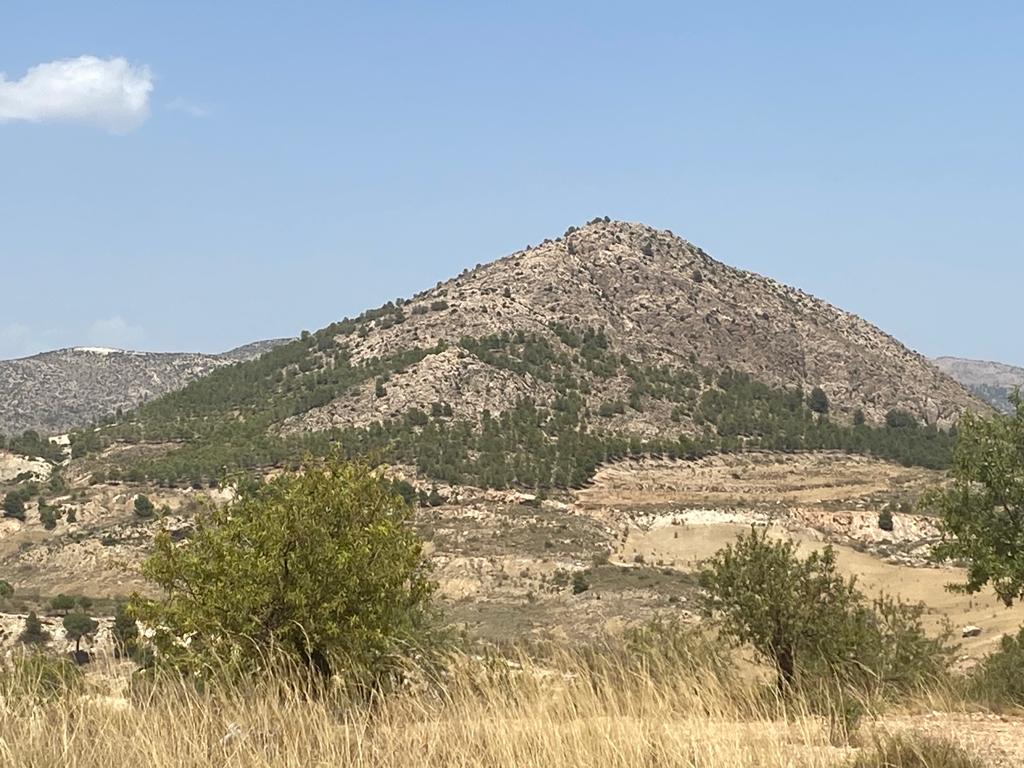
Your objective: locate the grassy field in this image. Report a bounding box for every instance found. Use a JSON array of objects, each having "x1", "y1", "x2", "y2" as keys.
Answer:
[{"x1": 0, "y1": 640, "x2": 1017, "y2": 768}]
